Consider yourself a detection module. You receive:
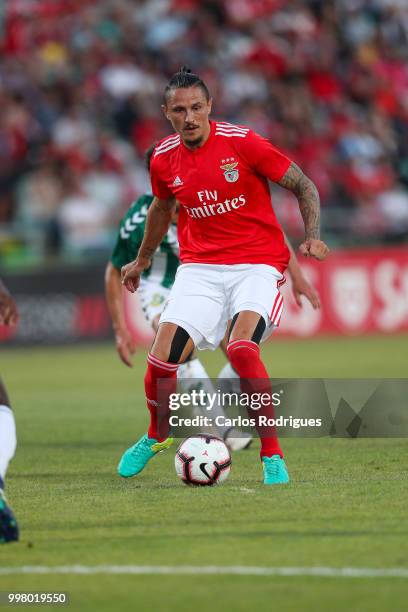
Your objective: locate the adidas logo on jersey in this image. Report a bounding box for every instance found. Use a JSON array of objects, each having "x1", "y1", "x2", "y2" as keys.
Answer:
[{"x1": 173, "y1": 176, "x2": 183, "y2": 186}]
